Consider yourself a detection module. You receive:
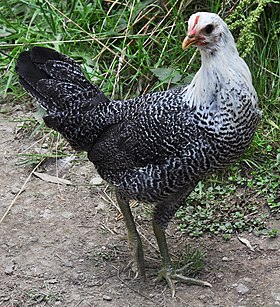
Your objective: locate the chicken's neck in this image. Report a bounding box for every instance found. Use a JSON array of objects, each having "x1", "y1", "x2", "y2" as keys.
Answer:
[{"x1": 183, "y1": 44, "x2": 257, "y2": 111}]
